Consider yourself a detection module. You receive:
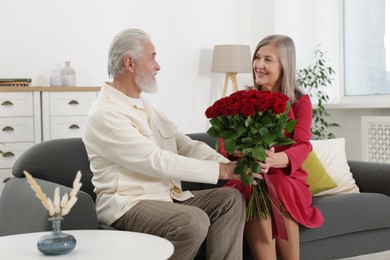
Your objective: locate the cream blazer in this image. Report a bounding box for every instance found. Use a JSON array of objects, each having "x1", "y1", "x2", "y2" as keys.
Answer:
[{"x1": 83, "y1": 83, "x2": 229, "y2": 225}]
